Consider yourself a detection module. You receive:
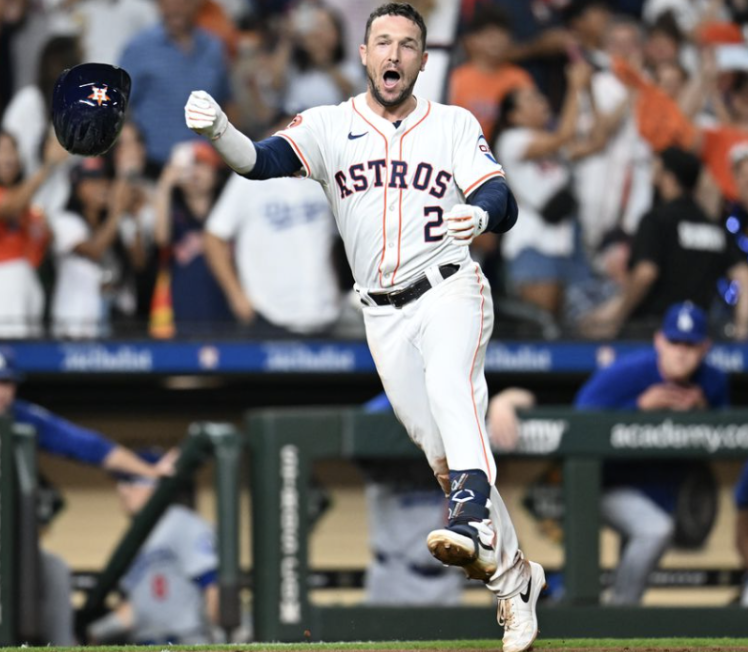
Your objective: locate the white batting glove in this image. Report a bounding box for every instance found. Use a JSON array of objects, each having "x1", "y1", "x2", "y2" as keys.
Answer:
[
  {"x1": 444, "y1": 204, "x2": 488, "y2": 246},
  {"x1": 184, "y1": 90, "x2": 228, "y2": 141}
]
